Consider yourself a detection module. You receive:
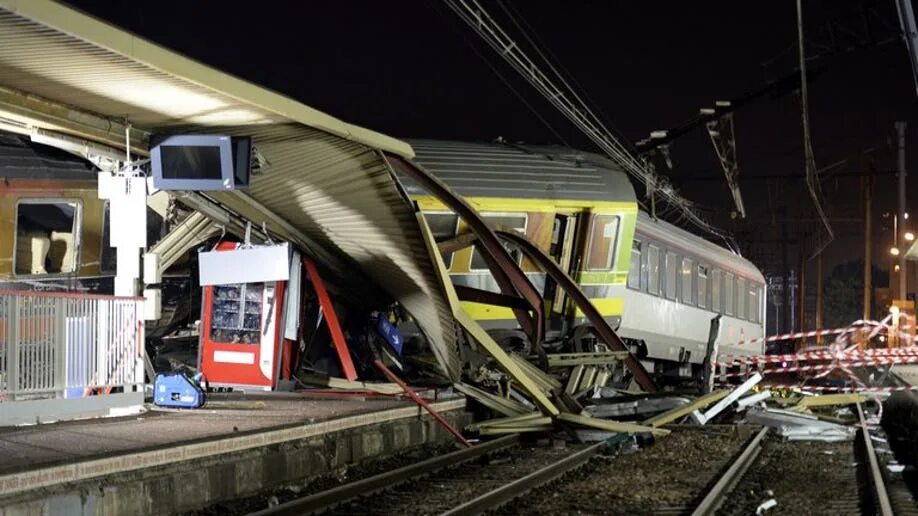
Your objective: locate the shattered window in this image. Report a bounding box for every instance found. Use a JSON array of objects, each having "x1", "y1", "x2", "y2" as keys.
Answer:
[
  {"x1": 15, "y1": 200, "x2": 80, "y2": 275},
  {"x1": 470, "y1": 214, "x2": 526, "y2": 270}
]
